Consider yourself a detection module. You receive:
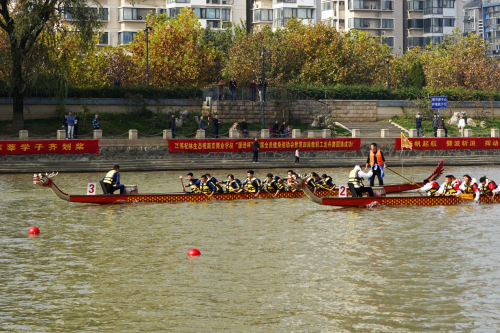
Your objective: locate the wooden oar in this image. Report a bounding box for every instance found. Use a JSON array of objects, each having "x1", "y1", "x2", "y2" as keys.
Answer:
[
  {"x1": 385, "y1": 167, "x2": 423, "y2": 196},
  {"x1": 180, "y1": 177, "x2": 186, "y2": 193}
]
